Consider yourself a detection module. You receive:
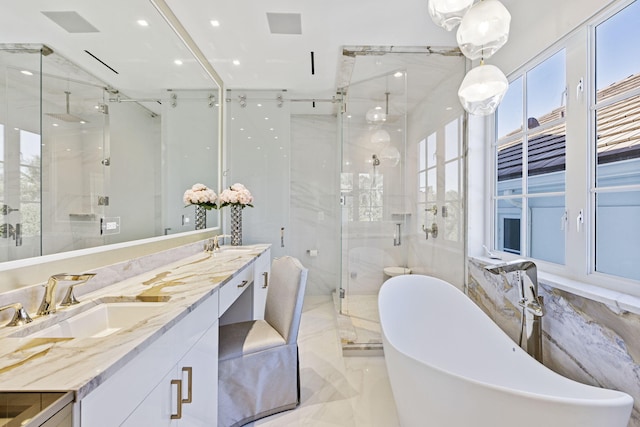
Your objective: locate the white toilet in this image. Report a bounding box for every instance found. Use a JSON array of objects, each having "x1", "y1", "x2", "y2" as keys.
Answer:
[{"x1": 383, "y1": 267, "x2": 411, "y2": 280}]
